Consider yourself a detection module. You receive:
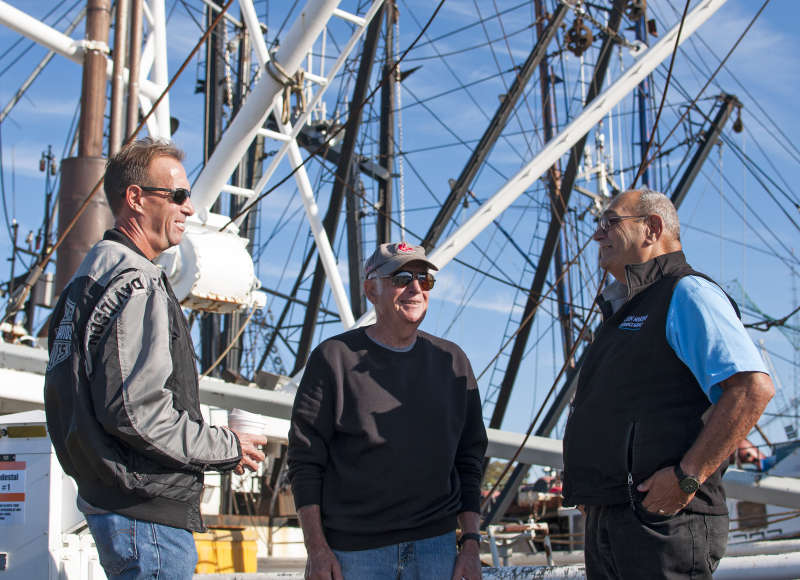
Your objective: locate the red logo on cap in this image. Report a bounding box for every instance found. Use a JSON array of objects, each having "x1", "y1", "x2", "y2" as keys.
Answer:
[{"x1": 396, "y1": 242, "x2": 414, "y2": 253}]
